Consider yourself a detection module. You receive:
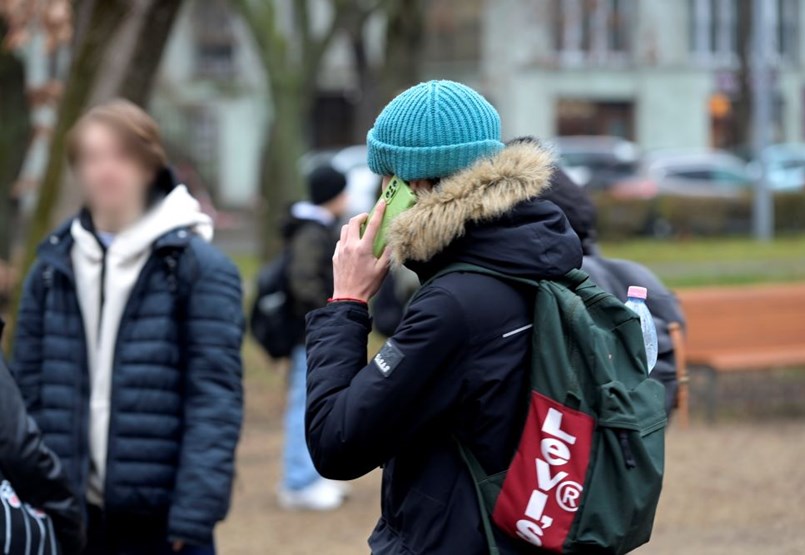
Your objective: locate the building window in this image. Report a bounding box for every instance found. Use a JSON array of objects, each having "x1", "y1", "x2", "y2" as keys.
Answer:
[
  {"x1": 774, "y1": 0, "x2": 799, "y2": 64},
  {"x1": 690, "y1": 0, "x2": 736, "y2": 65},
  {"x1": 556, "y1": 99, "x2": 635, "y2": 139},
  {"x1": 690, "y1": 0, "x2": 799, "y2": 66},
  {"x1": 193, "y1": 0, "x2": 237, "y2": 80},
  {"x1": 554, "y1": 0, "x2": 634, "y2": 65},
  {"x1": 423, "y1": 0, "x2": 483, "y2": 66}
]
